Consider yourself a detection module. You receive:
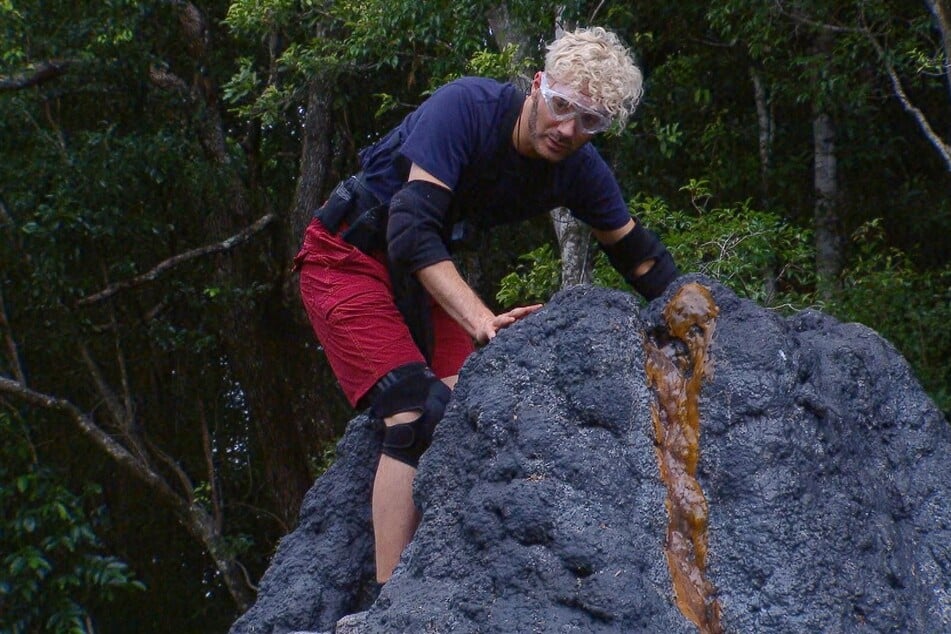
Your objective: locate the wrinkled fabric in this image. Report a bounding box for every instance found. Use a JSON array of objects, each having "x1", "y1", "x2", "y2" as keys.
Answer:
[{"x1": 296, "y1": 218, "x2": 473, "y2": 407}]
